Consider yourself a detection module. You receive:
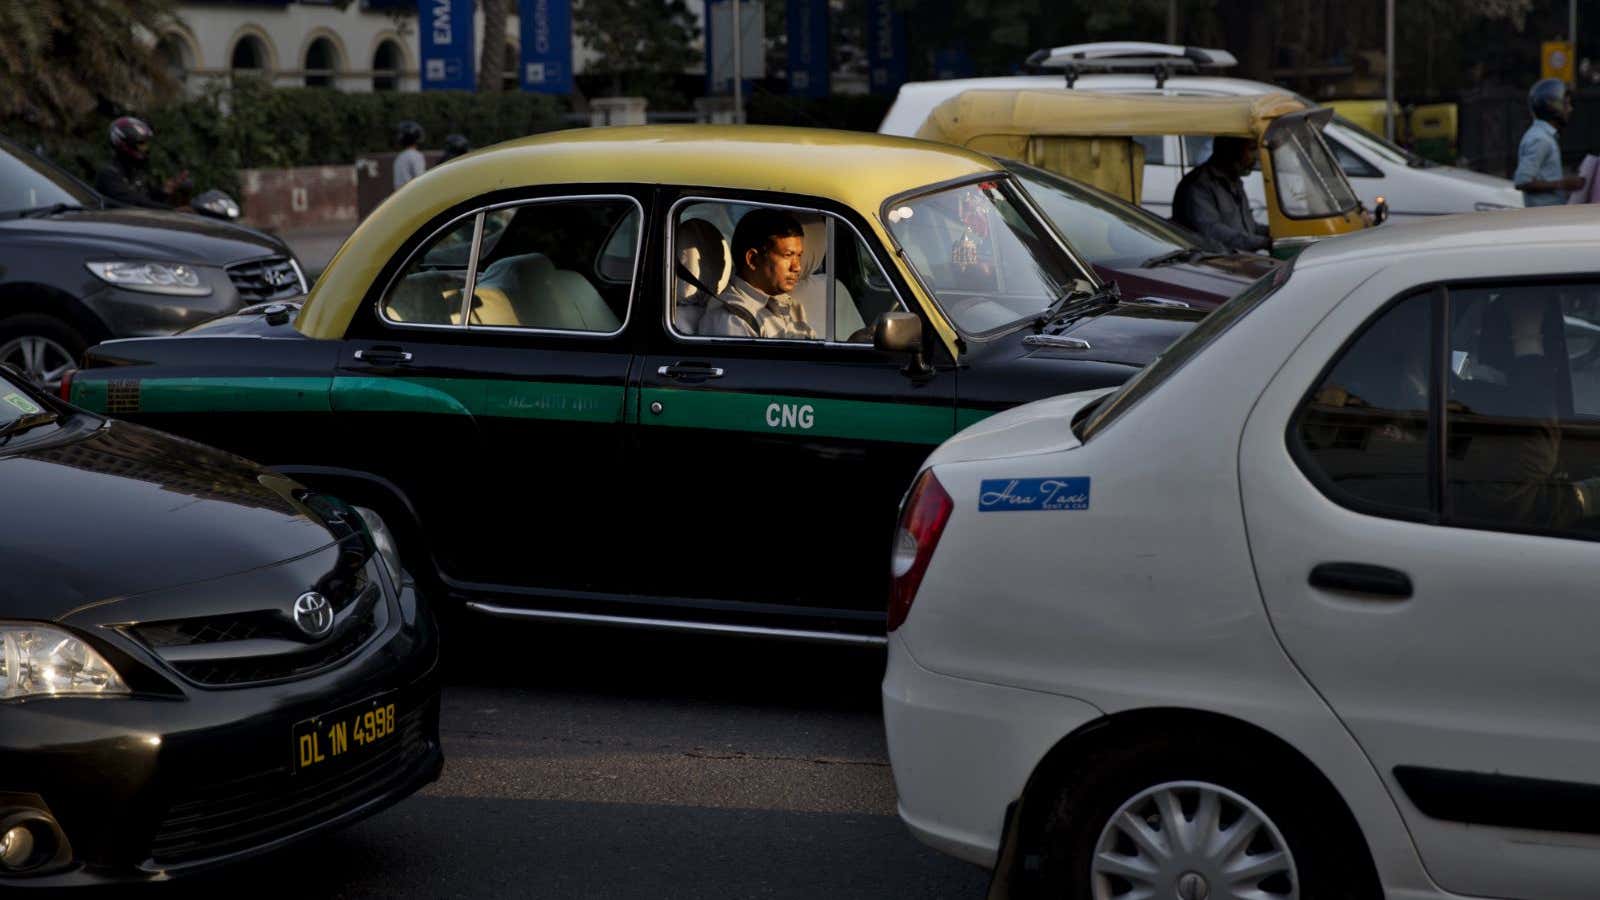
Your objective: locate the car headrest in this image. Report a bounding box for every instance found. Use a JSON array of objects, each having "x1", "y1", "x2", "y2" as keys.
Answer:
[
  {"x1": 798, "y1": 217, "x2": 828, "y2": 279},
  {"x1": 676, "y1": 218, "x2": 730, "y2": 302}
]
